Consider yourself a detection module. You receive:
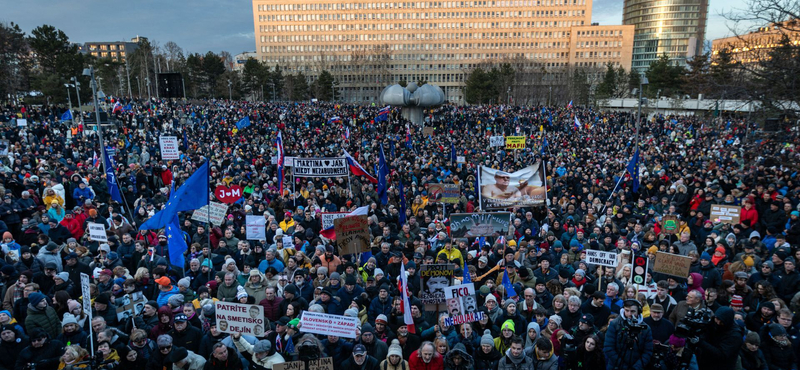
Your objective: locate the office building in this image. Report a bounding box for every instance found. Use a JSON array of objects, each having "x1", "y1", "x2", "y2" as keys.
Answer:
[
  {"x1": 252, "y1": 0, "x2": 634, "y2": 103},
  {"x1": 711, "y1": 20, "x2": 800, "y2": 65},
  {"x1": 80, "y1": 39, "x2": 140, "y2": 63},
  {"x1": 234, "y1": 51, "x2": 259, "y2": 71},
  {"x1": 623, "y1": 0, "x2": 708, "y2": 72}
]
